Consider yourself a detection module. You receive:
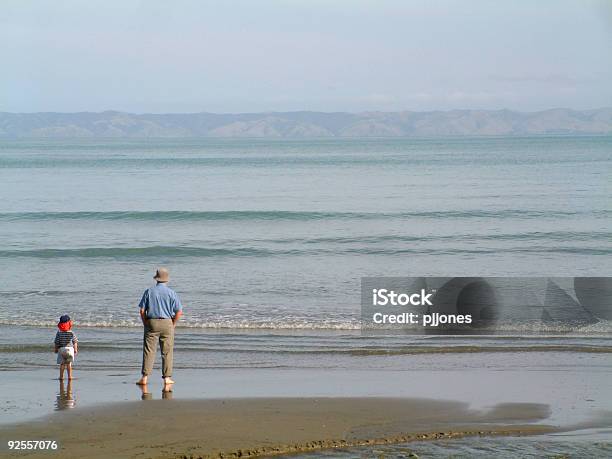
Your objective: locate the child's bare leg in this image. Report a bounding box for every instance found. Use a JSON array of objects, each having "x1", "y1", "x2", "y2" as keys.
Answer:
[
  {"x1": 67, "y1": 363, "x2": 73, "y2": 380},
  {"x1": 59, "y1": 363, "x2": 65, "y2": 380}
]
